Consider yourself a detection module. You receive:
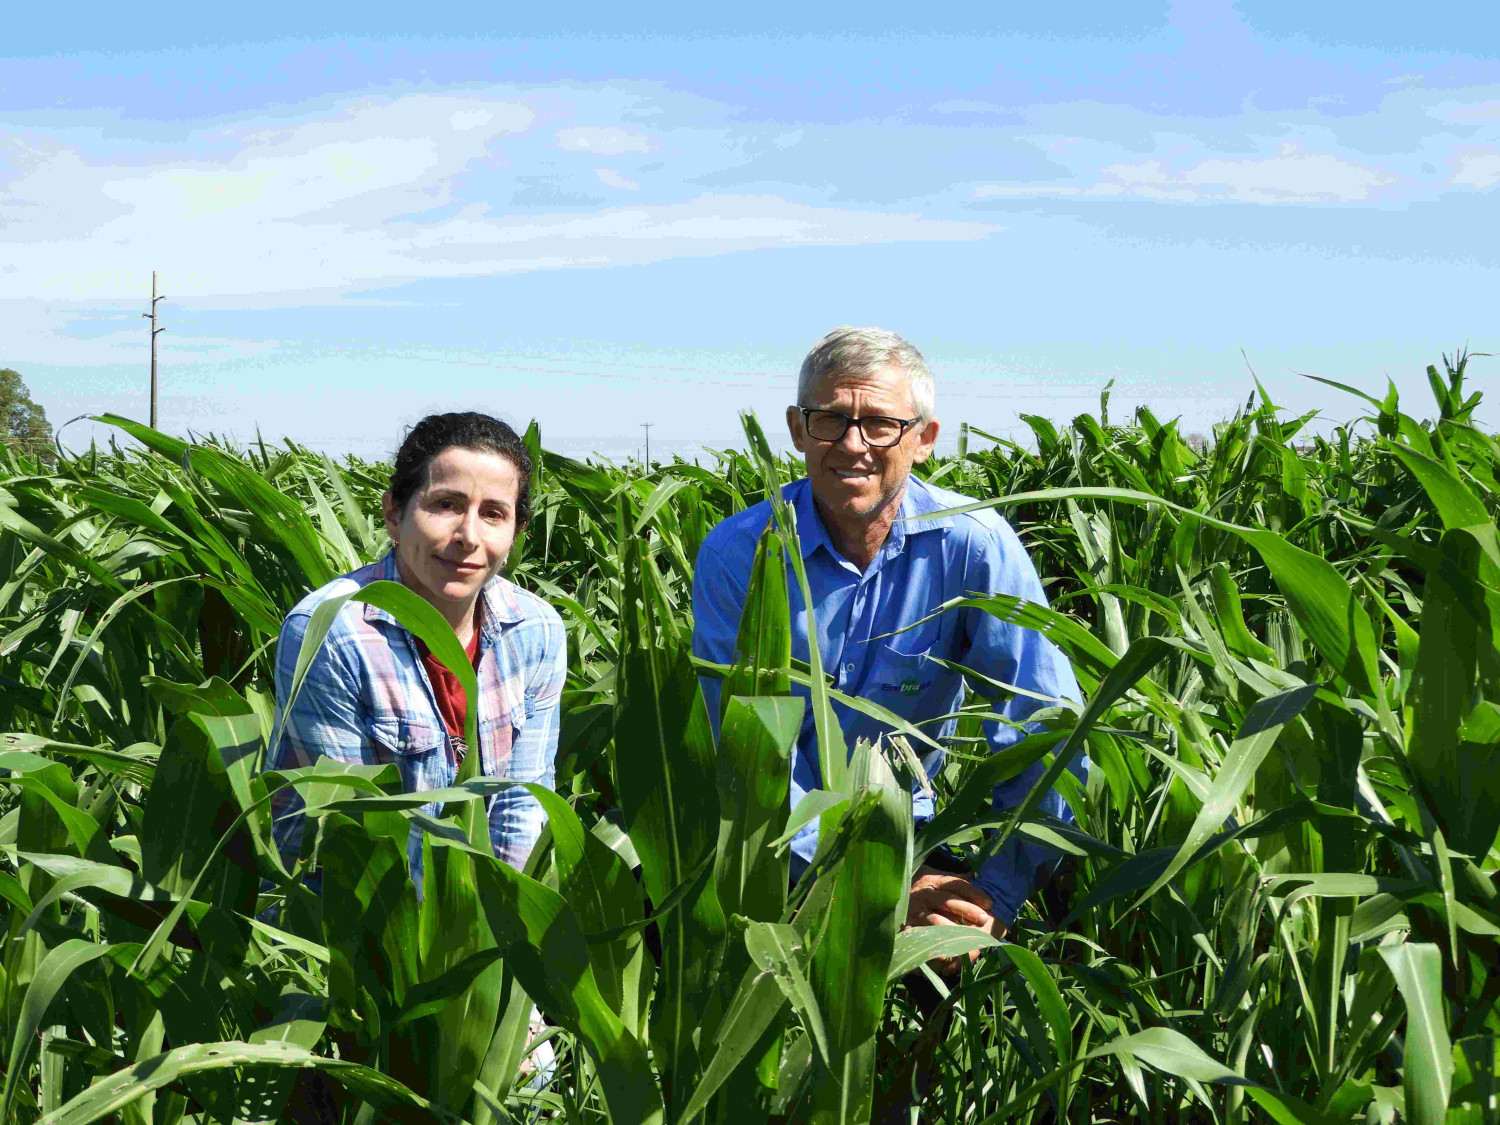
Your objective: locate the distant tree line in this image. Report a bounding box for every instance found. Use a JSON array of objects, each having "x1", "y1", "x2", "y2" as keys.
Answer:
[{"x1": 1, "y1": 368, "x2": 54, "y2": 463}]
